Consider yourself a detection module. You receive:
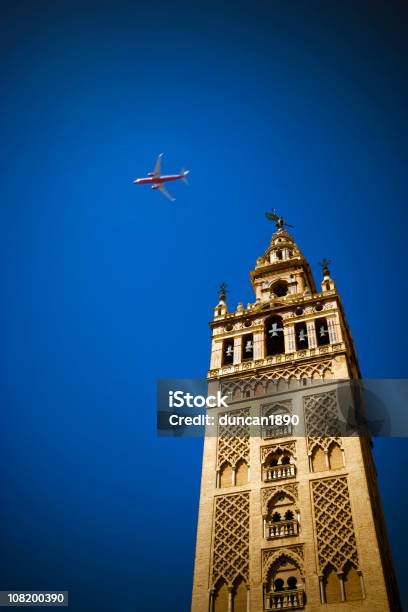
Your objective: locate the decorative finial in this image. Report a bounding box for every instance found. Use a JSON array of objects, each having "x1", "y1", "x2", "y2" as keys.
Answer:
[
  {"x1": 218, "y1": 282, "x2": 228, "y2": 302},
  {"x1": 319, "y1": 258, "x2": 331, "y2": 276},
  {"x1": 265, "y1": 209, "x2": 294, "y2": 230}
]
